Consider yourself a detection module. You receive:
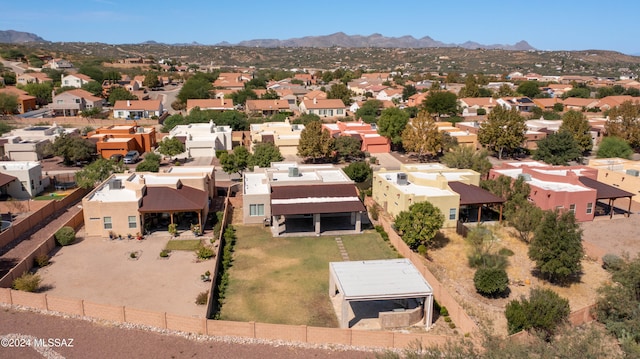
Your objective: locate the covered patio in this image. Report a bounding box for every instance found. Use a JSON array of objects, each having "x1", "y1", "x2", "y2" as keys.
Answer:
[
  {"x1": 449, "y1": 181, "x2": 506, "y2": 223},
  {"x1": 138, "y1": 185, "x2": 209, "y2": 234},
  {"x1": 329, "y1": 259, "x2": 434, "y2": 329},
  {"x1": 578, "y1": 176, "x2": 635, "y2": 218},
  {"x1": 270, "y1": 184, "x2": 366, "y2": 236}
]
